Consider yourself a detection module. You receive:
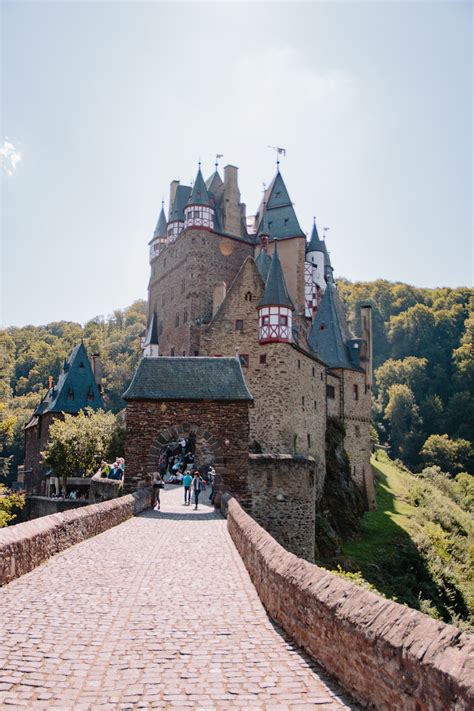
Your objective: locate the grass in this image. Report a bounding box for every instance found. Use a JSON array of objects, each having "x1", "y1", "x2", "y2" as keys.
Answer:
[{"x1": 337, "y1": 453, "x2": 473, "y2": 629}]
